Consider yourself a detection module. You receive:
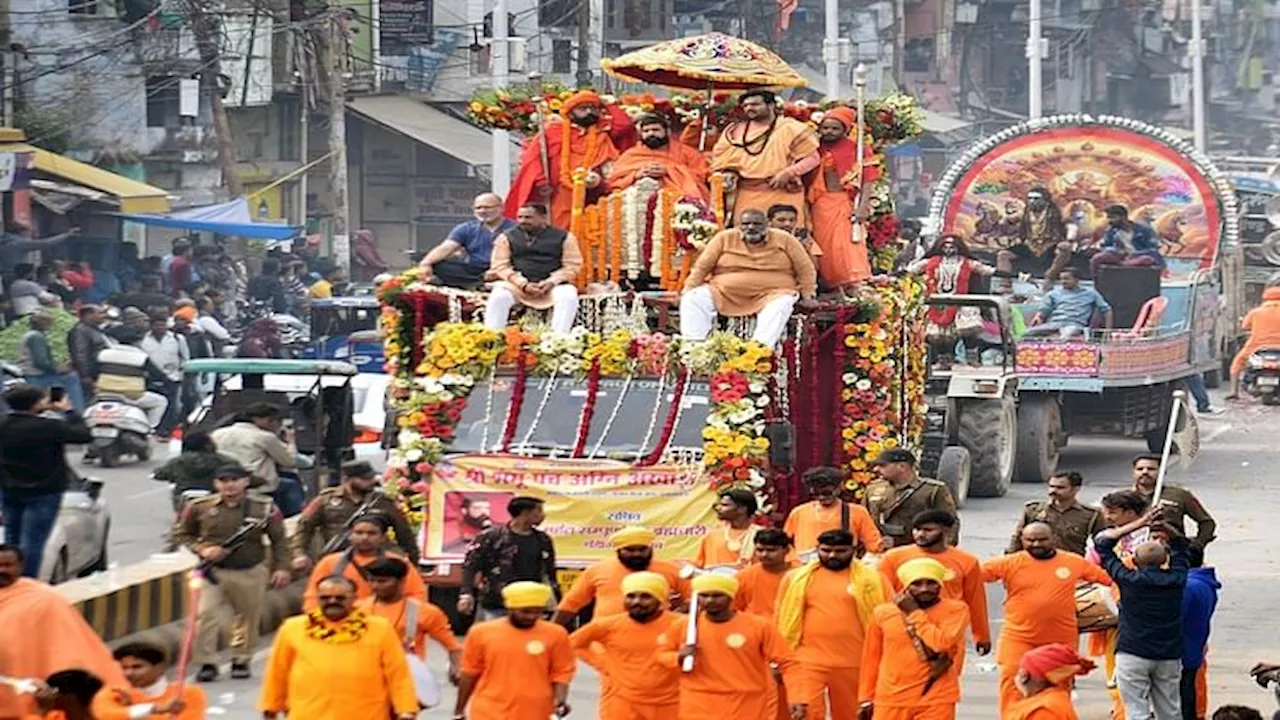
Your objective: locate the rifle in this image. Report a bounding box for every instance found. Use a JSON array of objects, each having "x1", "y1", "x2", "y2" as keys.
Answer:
[
  {"x1": 318, "y1": 490, "x2": 385, "y2": 557},
  {"x1": 198, "y1": 517, "x2": 269, "y2": 584}
]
